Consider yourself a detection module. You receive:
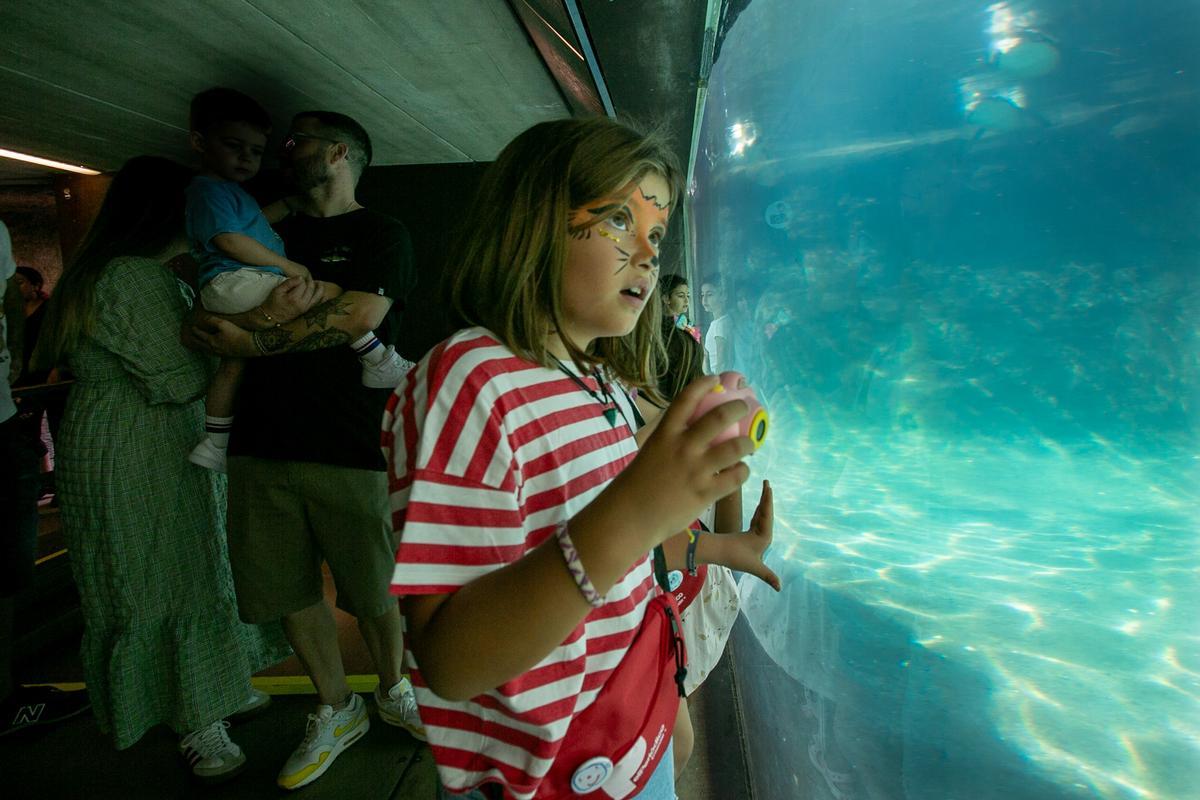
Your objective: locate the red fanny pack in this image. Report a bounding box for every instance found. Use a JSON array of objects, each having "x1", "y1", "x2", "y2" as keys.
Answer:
[{"x1": 538, "y1": 593, "x2": 686, "y2": 799}]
